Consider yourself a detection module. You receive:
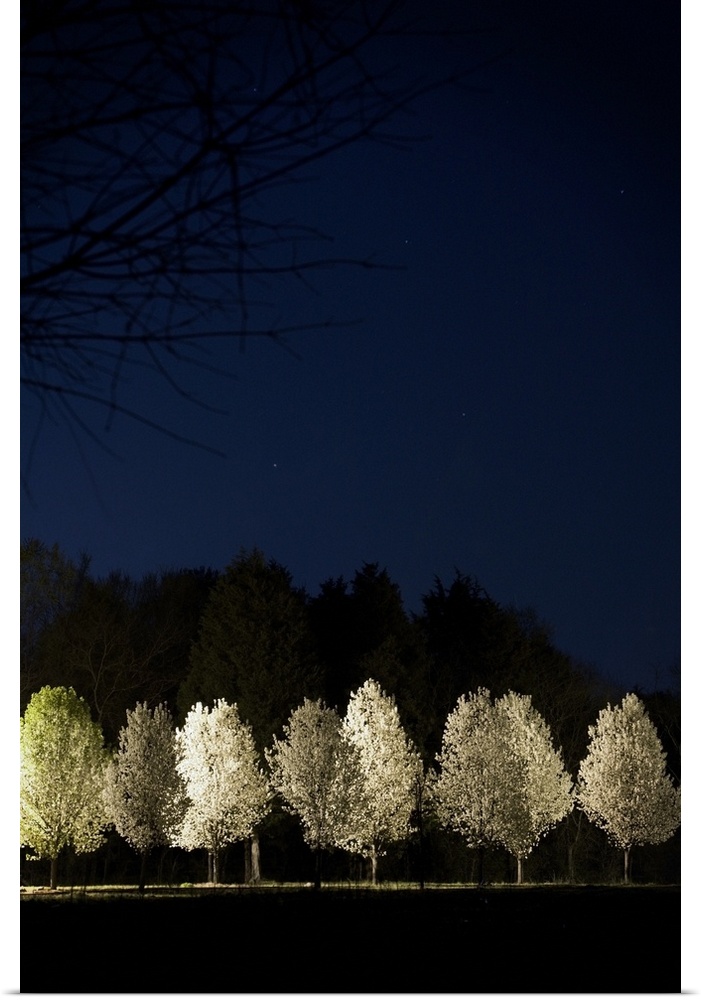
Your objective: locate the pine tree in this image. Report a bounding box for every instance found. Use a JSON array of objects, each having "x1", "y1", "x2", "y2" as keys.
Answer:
[
  {"x1": 338, "y1": 679, "x2": 422, "y2": 883},
  {"x1": 20, "y1": 686, "x2": 109, "y2": 888},
  {"x1": 20, "y1": 539, "x2": 90, "y2": 709},
  {"x1": 576, "y1": 693, "x2": 681, "y2": 882},
  {"x1": 179, "y1": 549, "x2": 323, "y2": 750},
  {"x1": 266, "y1": 698, "x2": 362, "y2": 888},
  {"x1": 106, "y1": 702, "x2": 186, "y2": 890},
  {"x1": 175, "y1": 700, "x2": 270, "y2": 883}
]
